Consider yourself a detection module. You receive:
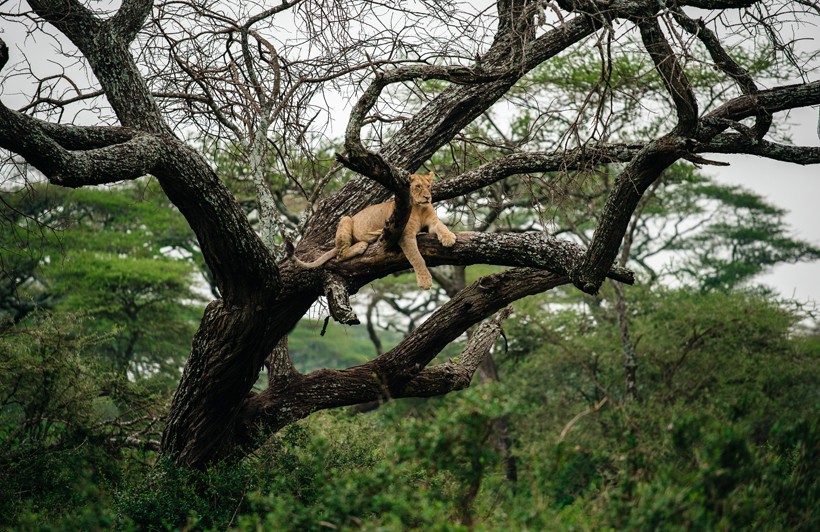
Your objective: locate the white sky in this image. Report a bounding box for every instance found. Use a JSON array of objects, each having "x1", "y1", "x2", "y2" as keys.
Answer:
[{"x1": 711, "y1": 105, "x2": 820, "y2": 306}]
